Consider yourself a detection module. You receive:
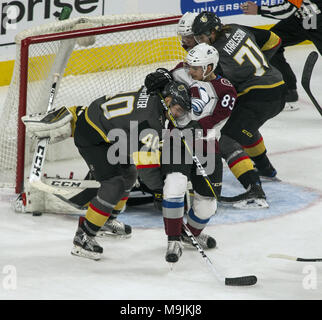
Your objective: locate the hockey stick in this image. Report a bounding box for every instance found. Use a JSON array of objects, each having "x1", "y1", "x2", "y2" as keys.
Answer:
[
  {"x1": 158, "y1": 93, "x2": 218, "y2": 201},
  {"x1": 301, "y1": 51, "x2": 322, "y2": 116},
  {"x1": 159, "y1": 93, "x2": 257, "y2": 285},
  {"x1": 182, "y1": 216, "x2": 257, "y2": 286},
  {"x1": 268, "y1": 253, "x2": 322, "y2": 262},
  {"x1": 29, "y1": 73, "x2": 61, "y2": 190}
]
